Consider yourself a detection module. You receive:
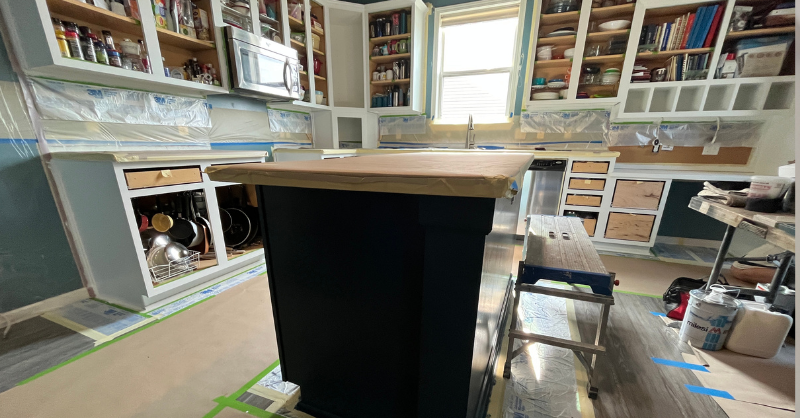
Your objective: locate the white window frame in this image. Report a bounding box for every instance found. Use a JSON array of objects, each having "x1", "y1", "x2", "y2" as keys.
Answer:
[{"x1": 430, "y1": 0, "x2": 527, "y2": 124}]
